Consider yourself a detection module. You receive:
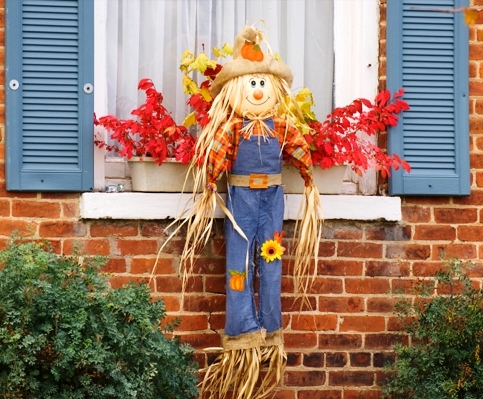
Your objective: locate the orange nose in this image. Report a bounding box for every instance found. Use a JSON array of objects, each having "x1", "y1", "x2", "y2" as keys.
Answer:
[{"x1": 253, "y1": 89, "x2": 264, "y2": 101}]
